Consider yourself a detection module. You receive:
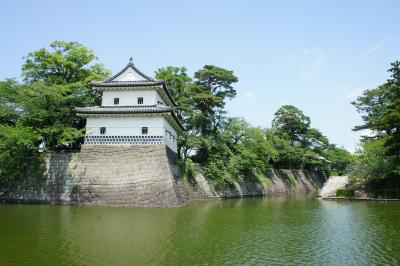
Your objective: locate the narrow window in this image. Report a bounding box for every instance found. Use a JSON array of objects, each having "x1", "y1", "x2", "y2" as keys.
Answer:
[
  {"x1": 142, "y1": 127, "x2": 148, "y2": 134},
  {"x1": 100, "y1": 127, "x2": 106, "y2": 135},
  {"x1": 114, "y1": 98, "x2": 119, "y2": 105},
  {"x1": 138, "y1": 97, "x2": 143, "y2": 104}
]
